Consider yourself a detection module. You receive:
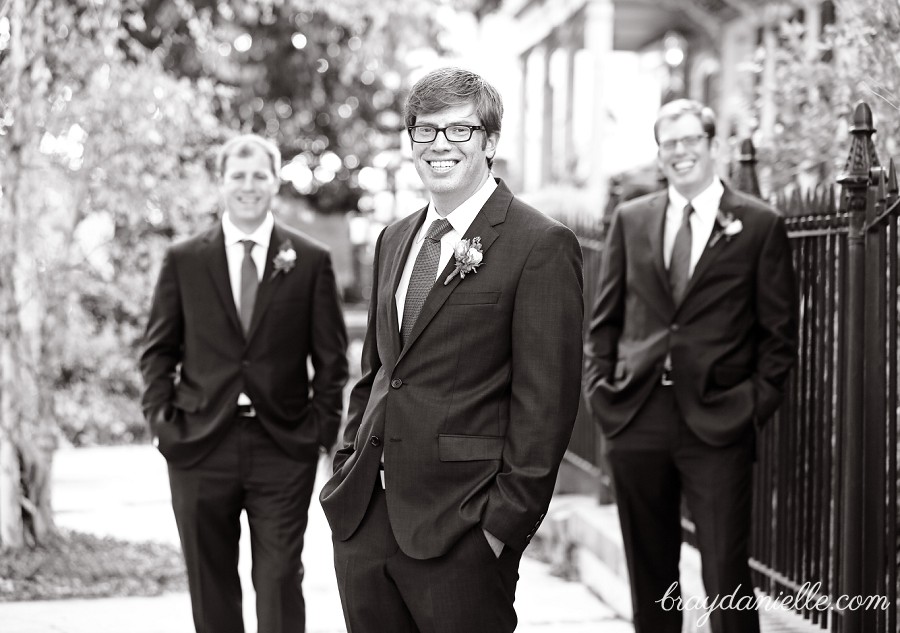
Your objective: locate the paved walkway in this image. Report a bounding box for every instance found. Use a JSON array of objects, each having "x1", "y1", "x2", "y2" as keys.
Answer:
[{"x1": 0, "y1": 445, "x2": 633, "y2": 633}]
